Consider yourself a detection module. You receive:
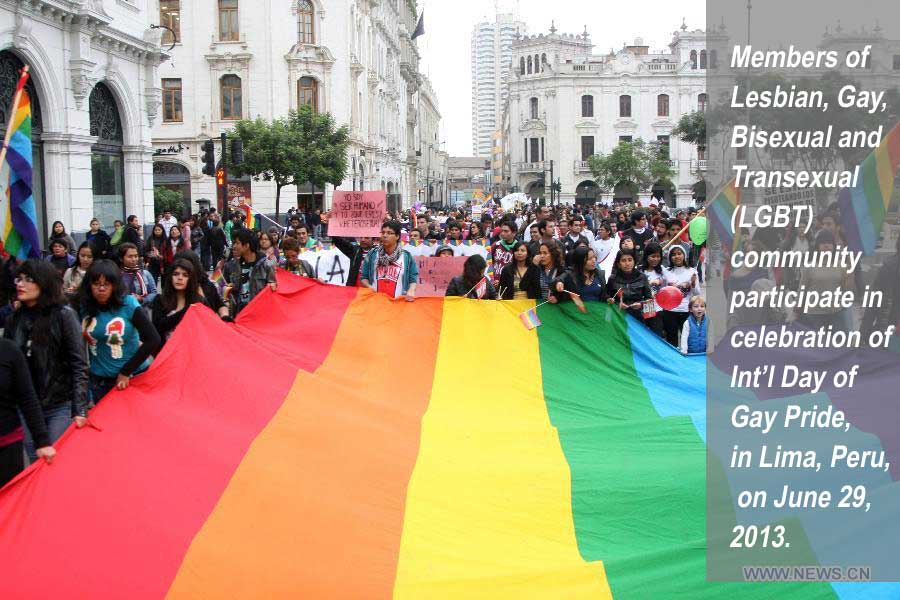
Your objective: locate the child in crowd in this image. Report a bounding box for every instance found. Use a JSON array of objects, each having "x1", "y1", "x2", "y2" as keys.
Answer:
[{"x1": 679, "y1": 295, "x2": 708, "y2": 355}]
